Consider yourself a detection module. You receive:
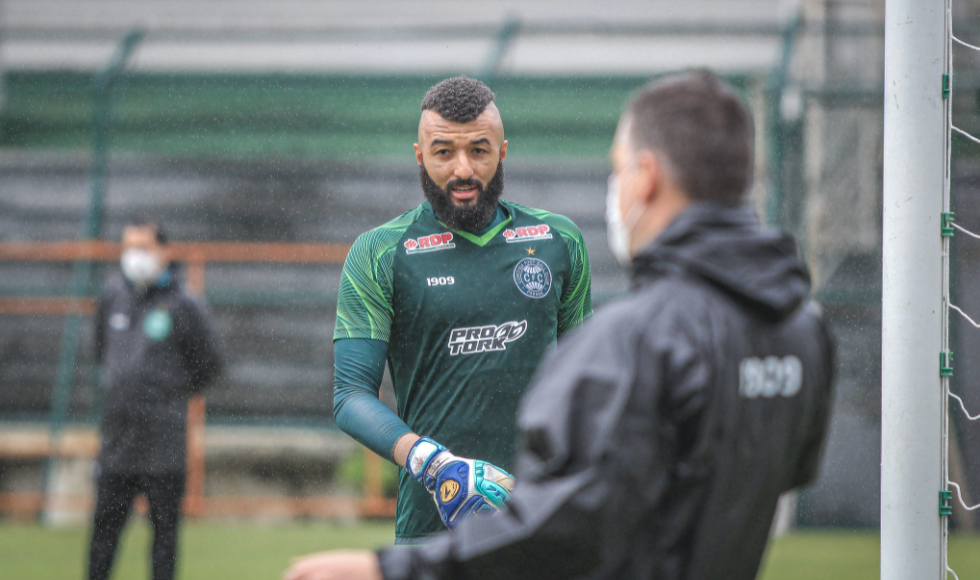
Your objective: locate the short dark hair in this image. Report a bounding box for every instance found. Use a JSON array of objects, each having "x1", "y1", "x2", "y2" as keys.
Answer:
[
  {"x1": 421, "y1": 77, "x2": 496, "y2": 124},
  {"x1": 126, "y1": 216, "x2": 169, "y2": 245},
  {"x1": 624, "y1": 71, "x2": 753, "y2": 203}
]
